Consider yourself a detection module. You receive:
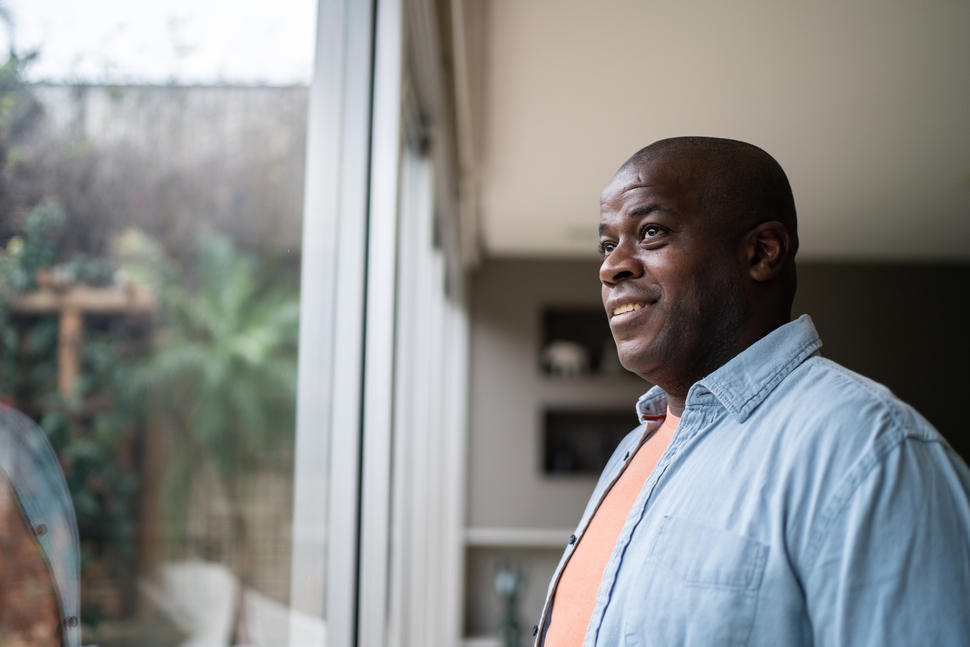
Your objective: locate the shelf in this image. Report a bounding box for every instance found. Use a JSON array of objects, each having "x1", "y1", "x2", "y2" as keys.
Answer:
[
  {"x1": 535, "y1": 374, "x2": 646, "y2": 408},
  {"x1": 465, "y1": 527, "x2": 573, "y2": 548},
  {"x1": 462, "y1": 637, "x2": 500, "y2": 647}
]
